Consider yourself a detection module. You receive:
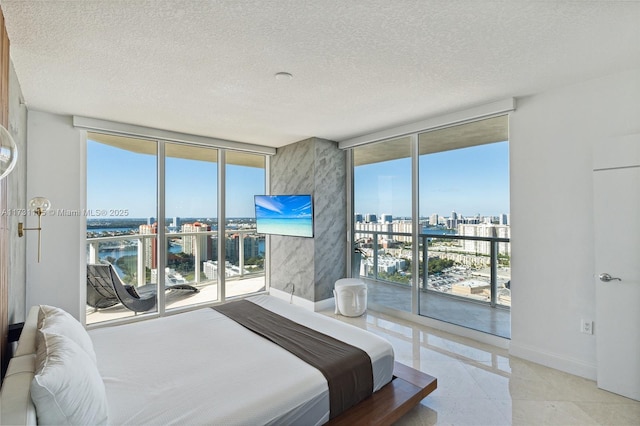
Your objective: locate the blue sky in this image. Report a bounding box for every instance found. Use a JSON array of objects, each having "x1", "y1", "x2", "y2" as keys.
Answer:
[
  {"x1": 87, "y1": 140, "x2": 265, "y2": 218},
  {"x1": 88, "y1": 139, "x2": 509, "y2": 219},
  {"x1": 354, "y1": 141, "x2": 509, "y2": 218}
]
